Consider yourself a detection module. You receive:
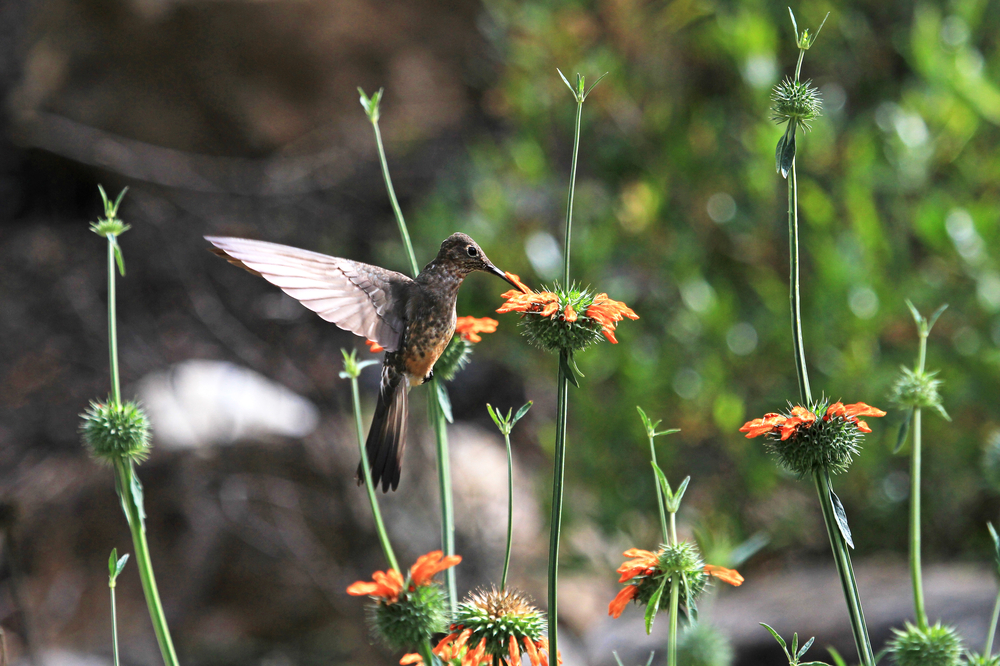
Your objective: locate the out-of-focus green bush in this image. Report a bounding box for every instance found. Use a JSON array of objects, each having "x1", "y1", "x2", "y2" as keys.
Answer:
[{"x1": 405, "y1": 0, "x2": 1000, "y2": 561}]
